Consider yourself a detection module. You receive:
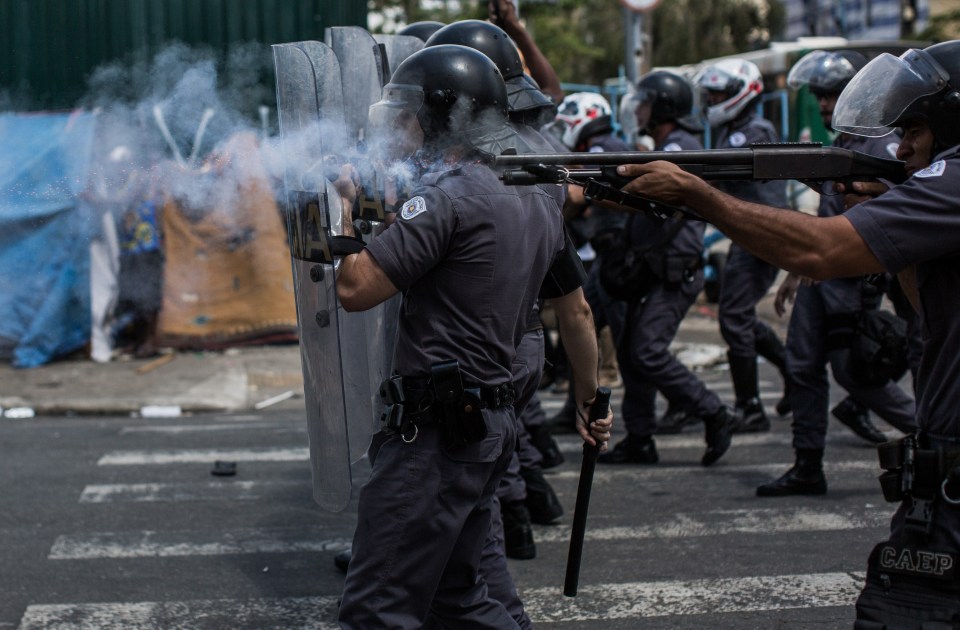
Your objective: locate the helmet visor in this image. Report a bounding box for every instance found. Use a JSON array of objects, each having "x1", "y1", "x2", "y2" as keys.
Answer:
[
  {"x1": 833, "y1": 49, "x2": 950, "y2": 137},
  {"x1": 787, "y1": 51, "x2": 856, "y2": 92},
  {"x1": 367, "y1": 83, "x2": 425, "y2": 158}
]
